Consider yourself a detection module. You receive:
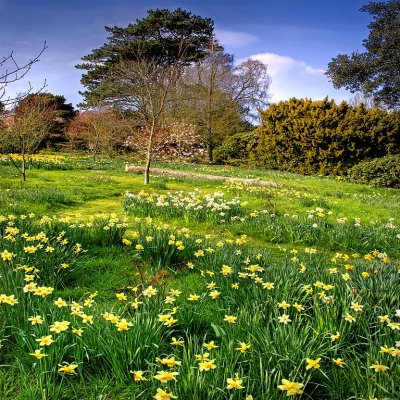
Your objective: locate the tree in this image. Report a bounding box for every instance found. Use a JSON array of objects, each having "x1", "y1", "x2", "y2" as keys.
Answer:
[
  {"x1": 15, "y1": 93, "x2": 75, "y2": 146},
  {"x1": 0, "y1": 96, "x2": 55, "y2": 180},
  {"x1": 182, "y1": 39, "x2": 271, "y2": 161},
  {"x1": 76, "y1": 8, "x2": 214, "y2": 106},
  {"x1": 66, "y1": 106, "x2": 127, "y2": 160},
  {"x1": 0, "y1": 43, "x2": 47, "y2": 108},
  {"x1": 77, "y1": 8, "x2": 214, "y2": 183},
  {"x1": 326, "y1": 1, "x2": 400, "y2": 109}
]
